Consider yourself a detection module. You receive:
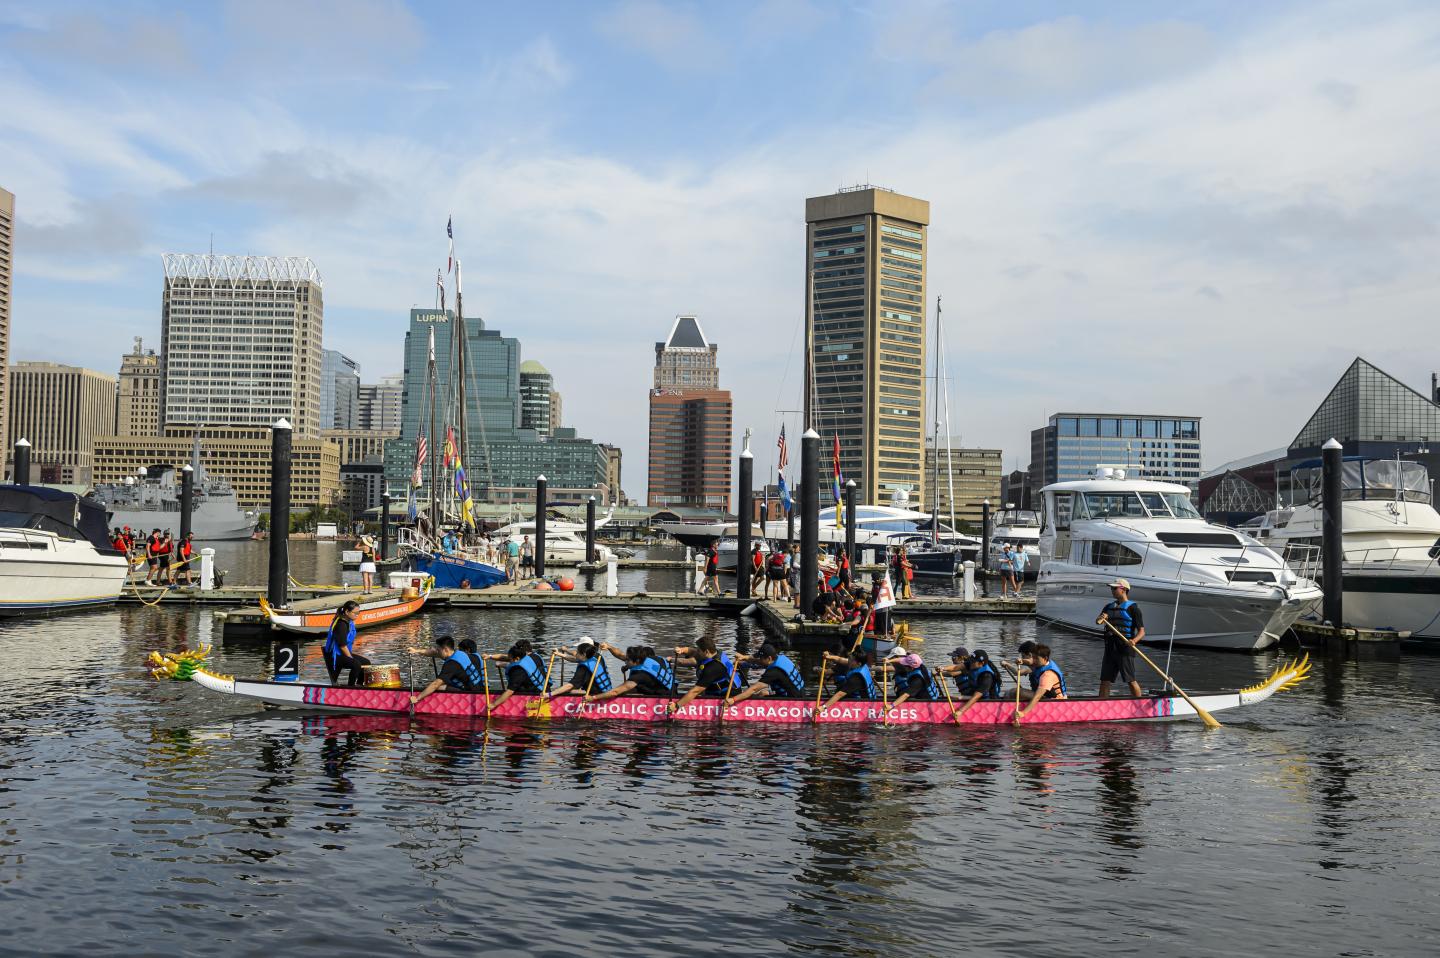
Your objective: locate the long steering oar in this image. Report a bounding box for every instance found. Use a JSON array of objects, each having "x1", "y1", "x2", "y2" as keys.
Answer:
[{"x1": 1102, "y1": 620, "x2": 1221, "y2": 729}]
